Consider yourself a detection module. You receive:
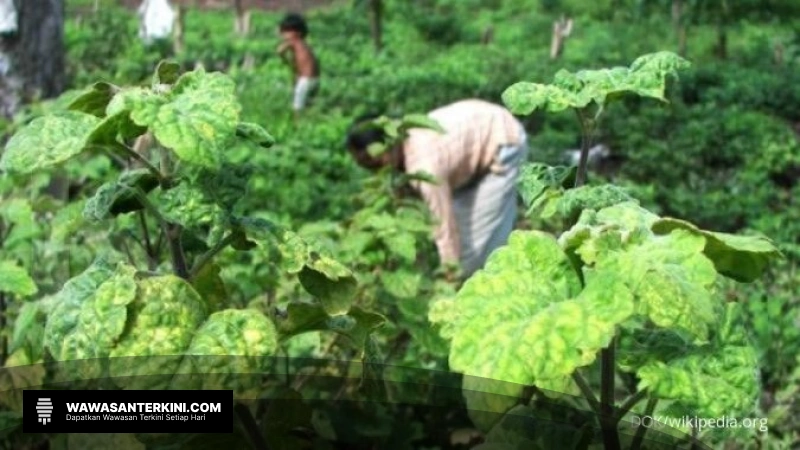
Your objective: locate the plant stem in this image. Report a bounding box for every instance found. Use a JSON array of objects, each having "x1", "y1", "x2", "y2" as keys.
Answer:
[
  {"x1": 615, "y1": 388, "x2": 649, "y2": 423},
  {"x1": 139, "y1": 211, "x2": 153, "y2": 258},
  {"x1": 131, "y1": 188, "x2": 189, "y2": 280},
  {"x1": 600, "y1": 339, "x2": 621, "y2": 450},
  {"x1": 112, "y1": 144, "x2": 167, "y2": 185},
  {"x1": 189, "y1": 233, "x2": 237, "y2": 279},
  {"x1": 234, "y1": 402, "x2": 270, "y2": 450},
  {"x1": 0, "y1": 292, "x2": 6, "y2": 366},
  {"x1": 572, "y1": 371, "x2": 601, "y2": 414},
  {"x1": 630, "y1": 397, "x2": 658, "y2": 450}
]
